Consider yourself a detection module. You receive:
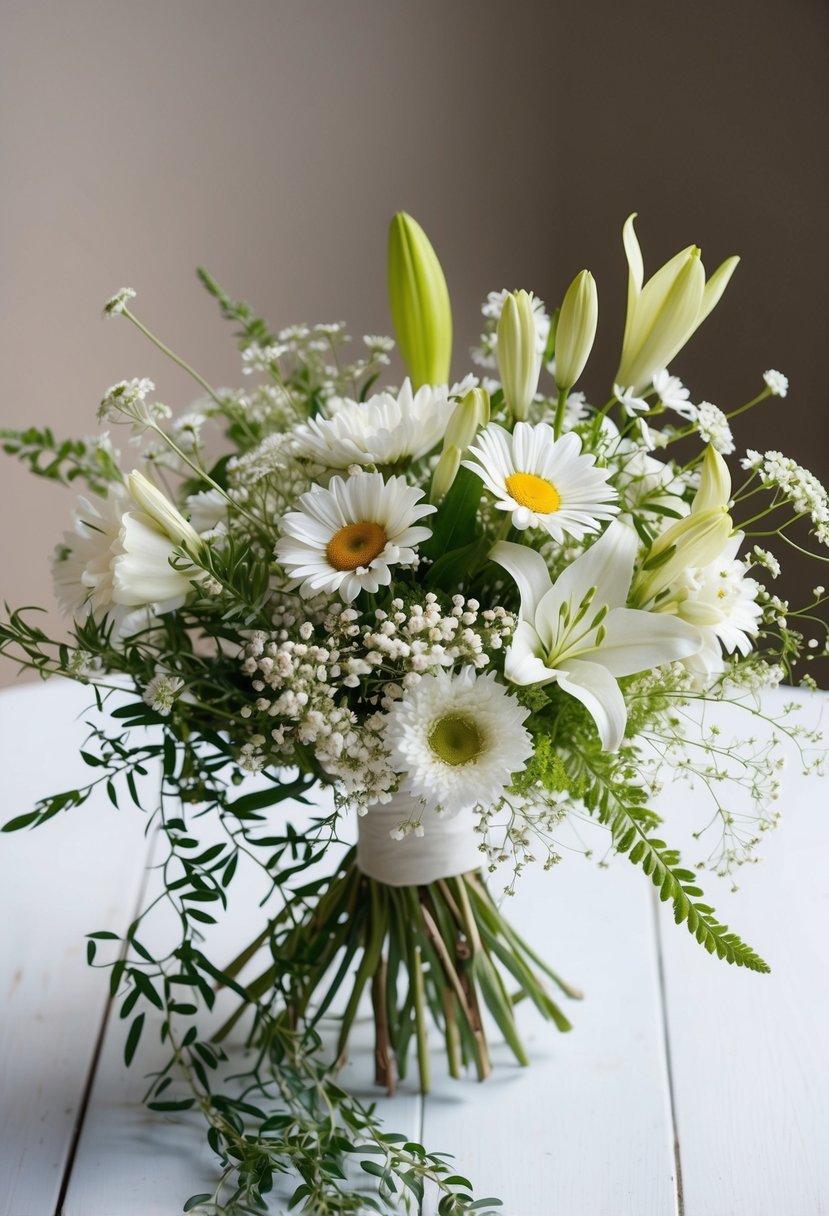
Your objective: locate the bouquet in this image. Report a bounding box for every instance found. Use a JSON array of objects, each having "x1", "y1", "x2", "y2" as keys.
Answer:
[{"x1": 1, "y1": 211, "x2": 826, "y2": 1214}]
